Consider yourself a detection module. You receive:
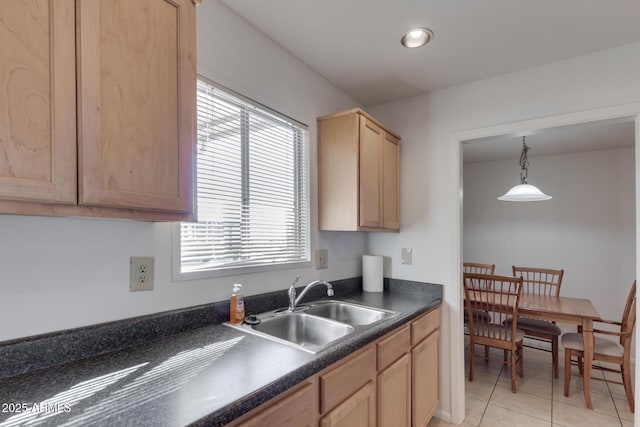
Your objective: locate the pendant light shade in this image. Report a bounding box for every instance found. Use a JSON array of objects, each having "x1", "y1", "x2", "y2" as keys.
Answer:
[
  {"x1": 498, "y1": 183, "x2": 552, "y2": 201},
  {"x1": 498, "y1": 137, "x2": 552, "y2": 202}
]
